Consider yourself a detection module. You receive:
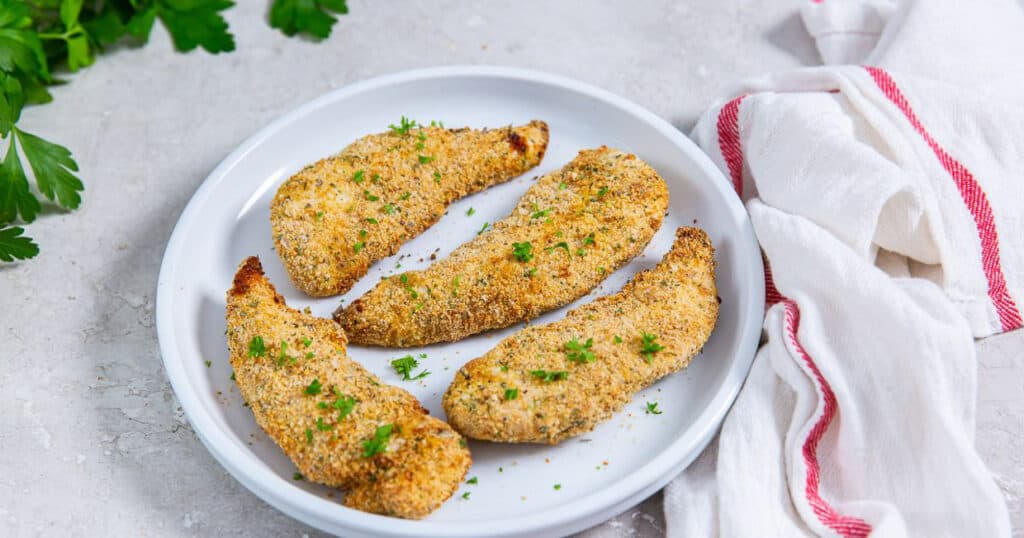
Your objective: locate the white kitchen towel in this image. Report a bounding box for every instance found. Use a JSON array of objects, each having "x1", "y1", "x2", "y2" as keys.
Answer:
[{"x1": 665, "y1": 0, "x2": 1023, "y2": 536}]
